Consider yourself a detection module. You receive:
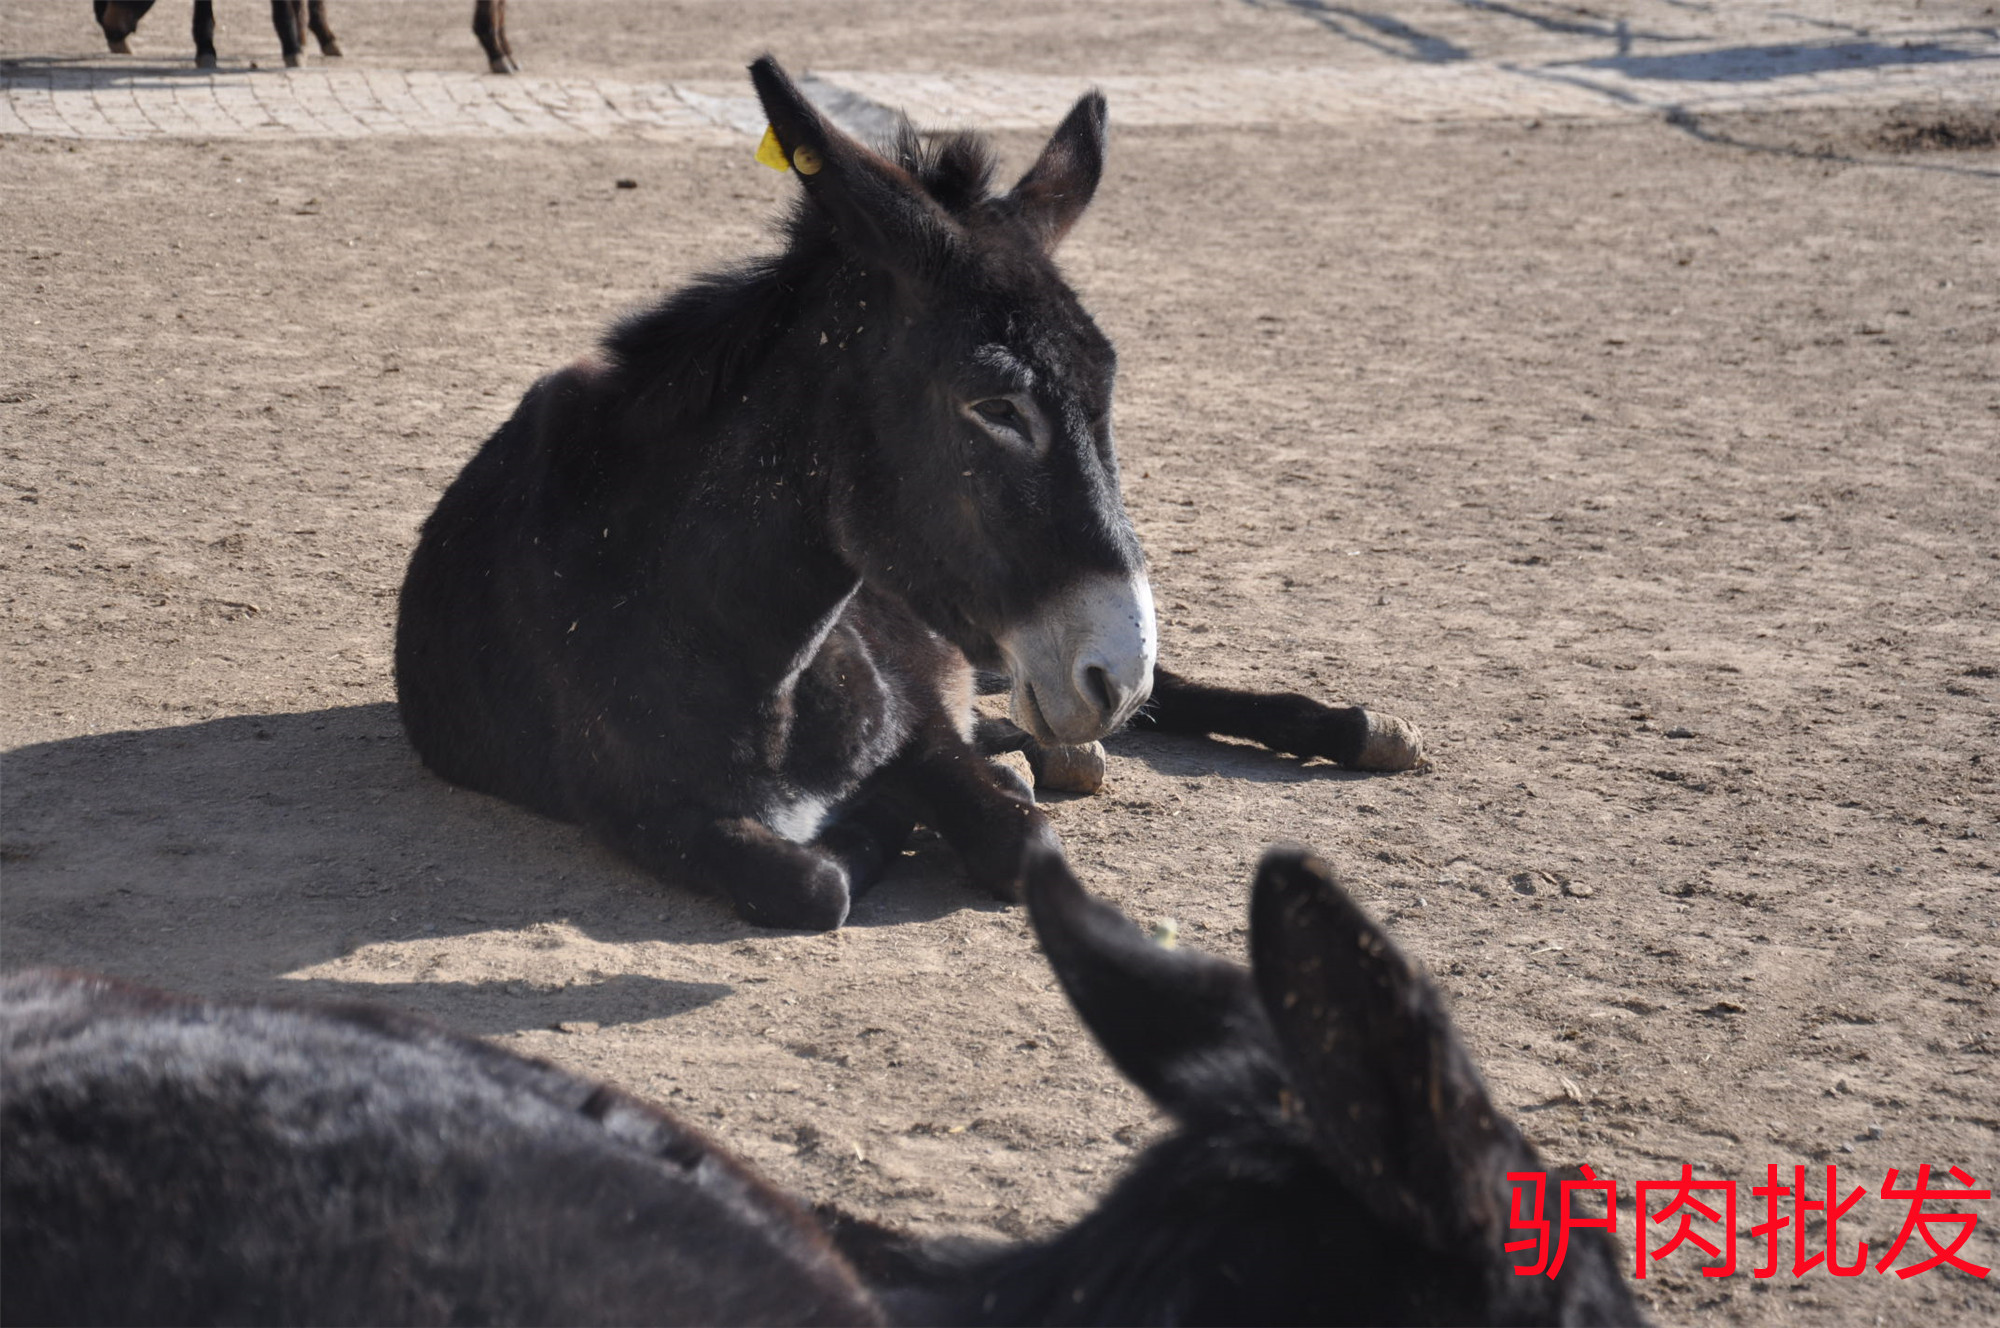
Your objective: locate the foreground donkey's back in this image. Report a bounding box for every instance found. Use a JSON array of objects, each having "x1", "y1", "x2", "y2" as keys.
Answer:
[
  {"x1": 0, "y1": 850, "x2": 1639, "y2": 1326},
  {"x1": 0, "y1": 973, "x2": 877, "y2": 1326}
]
